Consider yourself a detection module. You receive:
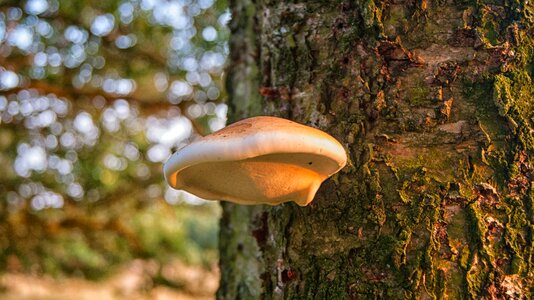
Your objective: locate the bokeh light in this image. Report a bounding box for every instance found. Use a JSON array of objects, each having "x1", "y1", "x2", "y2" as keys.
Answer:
[{"x1": 0, "y1": 0, "x2": 229, "y2": 295}]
